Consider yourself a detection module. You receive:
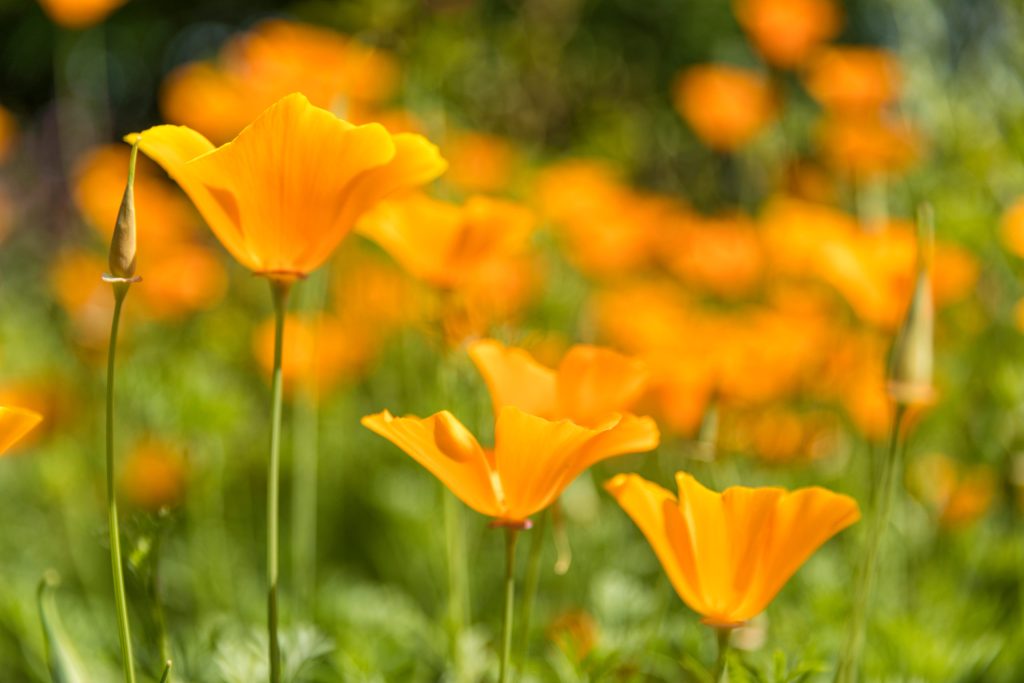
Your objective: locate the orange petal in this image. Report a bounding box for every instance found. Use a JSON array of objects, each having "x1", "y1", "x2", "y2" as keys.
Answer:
[
  {"x1": 0, "y1": 406, "x2": 43, "y2": 457},
  {"x1": 187, "y1": 93, "x2": 396, "y2": 275},
  {"x1": 468, "y1": 339, "x2": 558, "y2": 419},
  {"x1": 576, "y1": 413, "x2": 660, "y2": 470},
  {"x1": 361, "y1": 410, "x2": 500, "y2": 517},
  {"x1": 604, "y1": 473, "x2": 711, "y2": 616},
  {"x1": 493, "y1": 406, "x2": 598, "y2": 521},
  {"x1": 556, "y1": 344, "x2": 649, "y2": 426},
  {"x1": 129, "y1": 126, "x2": 253, "y2": 269}
]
